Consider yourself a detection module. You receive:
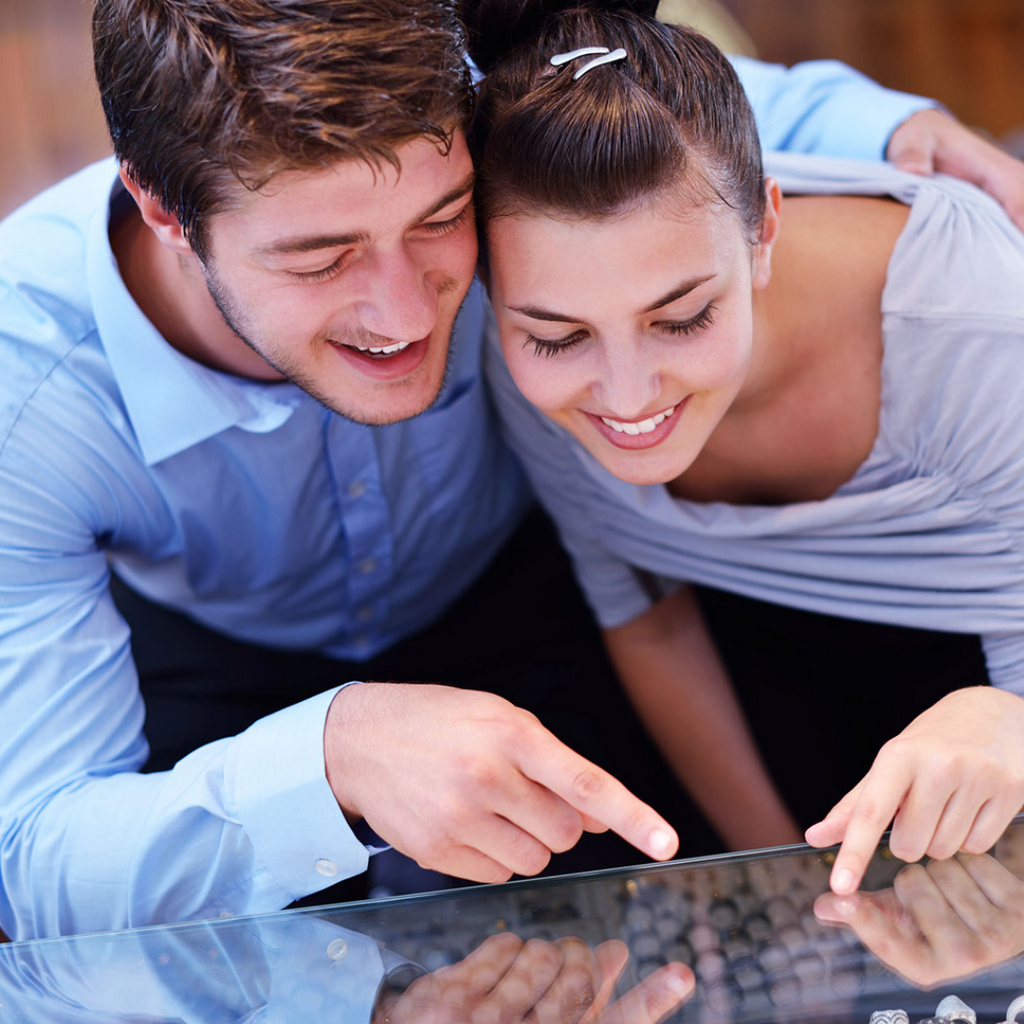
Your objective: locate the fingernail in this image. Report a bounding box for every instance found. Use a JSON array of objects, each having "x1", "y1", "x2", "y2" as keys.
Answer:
[
  {"x1": 666, "y1": 970, "x2": 689, "y2": 995},
  {"x1": 650, "y1": 829, "x2": 675, "y2": 857},
  {"x1": 832, "y1": 868, "x2": 855, "y2": 894},
  {"x1": 835, "y1": 896, "x2": 856, "y2": 917}
]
